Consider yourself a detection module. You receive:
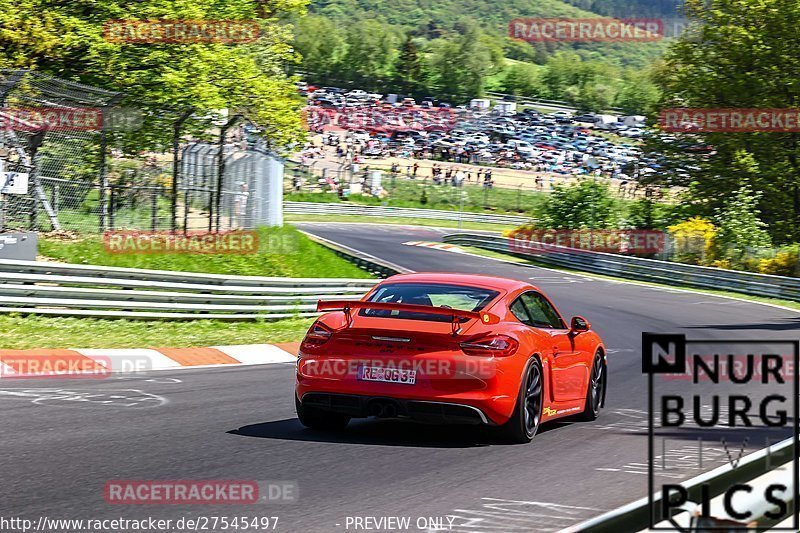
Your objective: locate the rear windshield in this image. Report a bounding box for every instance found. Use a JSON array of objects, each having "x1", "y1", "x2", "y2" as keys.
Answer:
[{"x1": 360, "y1": 283, "x2": 500, "y2": 322}]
